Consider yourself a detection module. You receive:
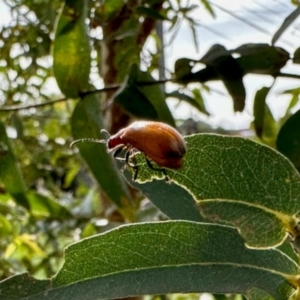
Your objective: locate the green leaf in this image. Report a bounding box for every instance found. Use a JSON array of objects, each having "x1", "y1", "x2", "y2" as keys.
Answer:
[
  {"x1": 114, "y1": 81, "x2": 159, "y2": 120},
  {"x1": 0, "y1": 222, "x2": 297, "y2": 299},
  {"x1": 10, "y1": 114, "x2": 24, "y2": 138},
  {"x1": 53, "y1": 0, "x2": 91, "y2": 98},
  {"x1": 234, "y1": 44, "x2": 290, "y2": 76},
  {"x1": 276, "y1": 109, "x2": 300, "y2": 170},
  {"x1": 200, "y1": 44, "x2": 245, "y2": 112},
  {"x1": 288, "y1": 94, "x2": 299, "y2": 111},
  {"x1": 114, "y1": 64, "x2": 175, "y2": 126},
  {"x1": 174, "y1": 66, "x2": 219, "y2": 84},
  {"x1": 191, "y1": 89, "x2": 210, "y2": 115},
  {"x1": 186, "y1": 16, "x2": 199, "y2": 53},
  {"x1": 247, "y1": 288, "x2": 276, "y2": 300},
  {"x1": 200, "y1": 0, "x2": 215, "y2": 17},
  {"x1": 0, "y1": 273, "x2": 51, "y2": 300},
  {"x1": 263, "y1": 103, "x2": 277, "y2": 147},
  {"x1": 199, "y1": 44, "x2": 230, "y2": 65},
  {"x1": 167, "y1": 90, "x2": 210, "y2": 116},
  {"x1": 0, "y1": 122, "x2": 29, "y2": 209},
  {"x1": 272, "y1": 6, "x2": 300, "y2": 45},
  {"x1": 71, "y1": 94, "x2": 133, "y2": 217},
  {"x1": 278, "y1": 239, "x2": 299, "y2": 265},
  {"x1": 136, "y1": 6, "x2": 167, "y2": 20},
  {"x1": 0, "y1": 215, "x2": 13, "y2": 235},
  {"x1": 253, "y1": 86, "x2": 271, "y2": 138},
  {"x1": 280, "y1": 87, "x2": 300, "y2": 113},
  {"x1": 26, "y1": 191, "x2": 71, "y2": 219},
  {"x1": 131, "y1": 134, "x2": 300, "y2": 248},
  {"x1": 174, "y1": 58, "x2": 196, "y2": 84},
  {"x1": 97, "y1": 0, "x2": 124, "y2": 21},
  {"x1": 125, "y1": 171, "x2": 204, "y2": 221},
  {"x1": 222, "y1": 76, "x2": 245, "y2": 112},
  {"x1": 198, "y1": 201, "x2": 285, "y2": 248},
  {"x1": 293, "y1": 47, "x2": 300, "y2": 64}
]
